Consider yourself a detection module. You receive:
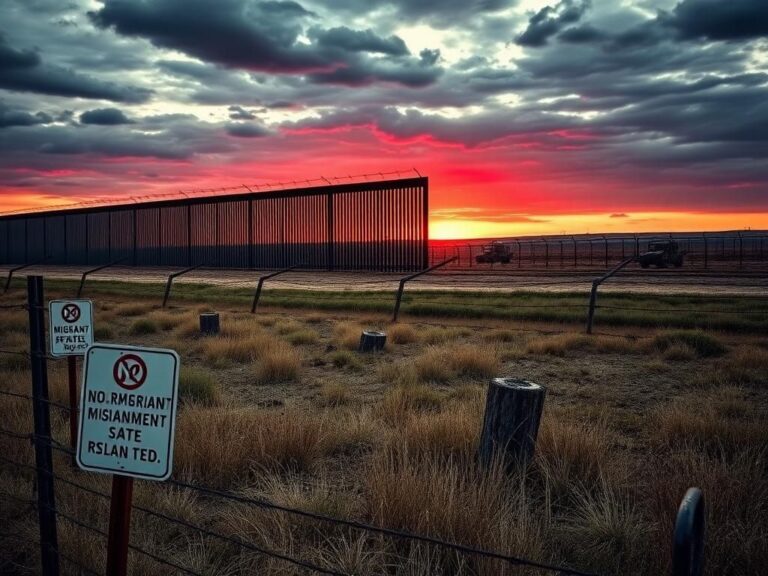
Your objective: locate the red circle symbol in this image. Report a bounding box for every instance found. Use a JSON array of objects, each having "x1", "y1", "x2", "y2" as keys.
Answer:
[
  {"x1": 113, "y1": 354, "x2": 147, "y2": 390},
  {"x1": 61, "y1": 303, "x2": 81, "y2": 324}
]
